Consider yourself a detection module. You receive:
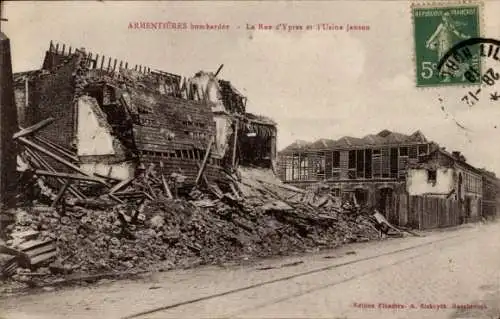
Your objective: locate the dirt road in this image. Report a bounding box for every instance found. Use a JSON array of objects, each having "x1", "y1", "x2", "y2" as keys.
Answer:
[{"x1": 1, "y1": 222, "x2": 499, "y2": 319}]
